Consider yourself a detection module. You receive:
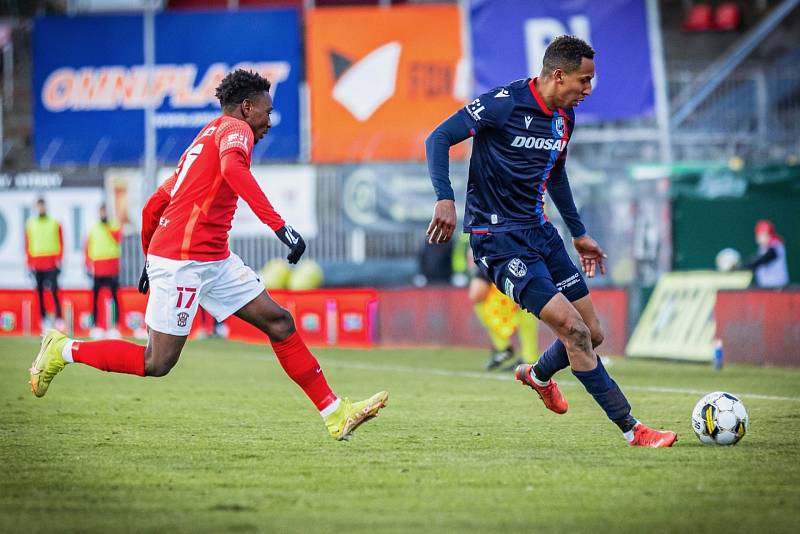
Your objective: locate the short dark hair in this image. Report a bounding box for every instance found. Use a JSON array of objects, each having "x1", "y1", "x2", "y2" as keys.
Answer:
[
  {"x1": 215, "y1": 69, "x2": 271, "y2": 110},
  {"x1": 36, "y1": 197, "x2": 45, "y2": 205},
  {"x1": 542, "y1": 35, "x2": 595, "y2": 74}
]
